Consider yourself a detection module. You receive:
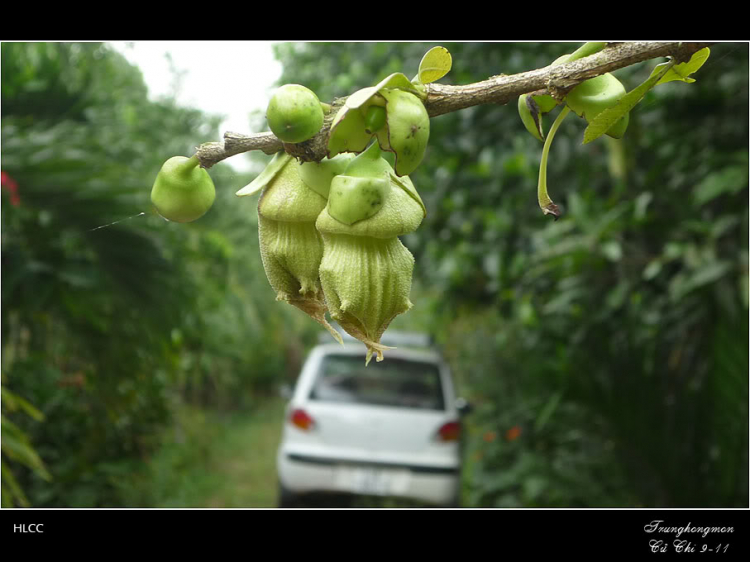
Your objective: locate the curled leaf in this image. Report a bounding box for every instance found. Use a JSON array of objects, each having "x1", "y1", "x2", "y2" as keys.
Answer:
[{"x1": 519, "y1": 94, "x2": 545, "y2": 142}]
